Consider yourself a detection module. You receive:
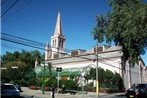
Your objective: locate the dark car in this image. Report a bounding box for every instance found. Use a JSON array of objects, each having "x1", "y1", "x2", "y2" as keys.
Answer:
[
  {"x1": 126, "y1": 84, "x2": 147, "y2": 98},
  {"x1": 13, "y1": 83, "x2": 22, "y2": 92},
  {"x1": 1, "y1": 83, "x2": 20, "y2": 98}
]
